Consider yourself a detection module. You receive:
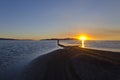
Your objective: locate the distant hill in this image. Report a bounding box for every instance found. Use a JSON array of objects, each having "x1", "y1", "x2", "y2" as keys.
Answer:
[
  {"x1": 0, "y1": 38, "x2": 17, "y2": 40},
  {"x1": 0, "y1": 38, "x2": 33, "y2": 41},
  {"x1": 42, "y1": 38, "x2": 77, "y2": 40}
]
